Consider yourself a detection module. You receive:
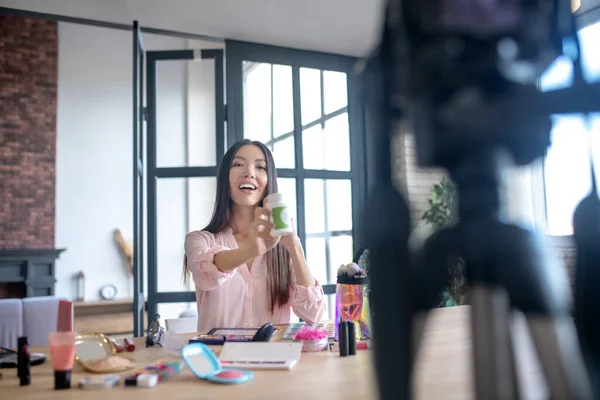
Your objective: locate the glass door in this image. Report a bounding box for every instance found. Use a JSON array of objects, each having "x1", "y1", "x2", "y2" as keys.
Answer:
[{"x1": 143, "y1": 47, "x2": 225, "y2": 328}]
